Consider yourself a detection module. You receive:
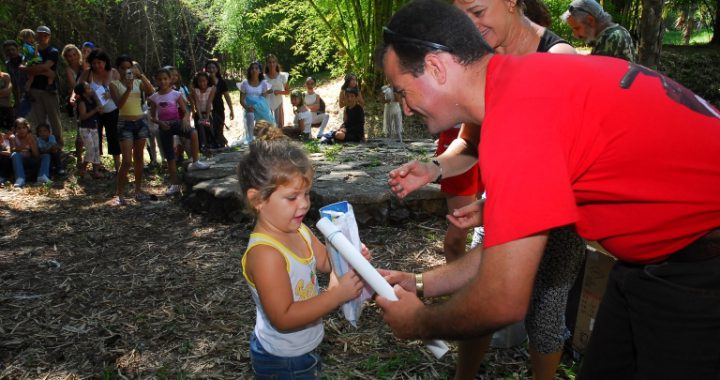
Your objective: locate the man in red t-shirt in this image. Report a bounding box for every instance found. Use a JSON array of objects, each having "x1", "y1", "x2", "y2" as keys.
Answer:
[{"x1": 376, "y1": 1, "x2": 720, "y2": 378}]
